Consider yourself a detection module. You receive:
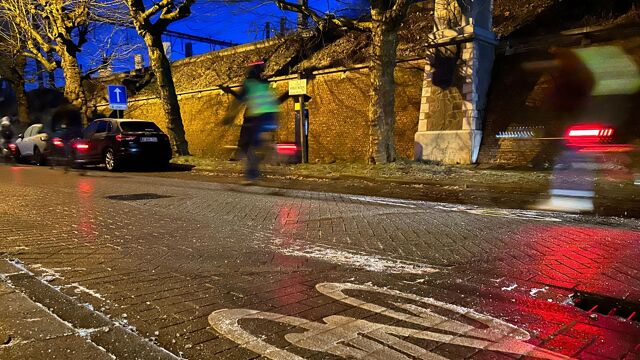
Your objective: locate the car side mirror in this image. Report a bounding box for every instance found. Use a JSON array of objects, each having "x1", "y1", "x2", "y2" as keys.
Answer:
[{"x1": 18, "y1": 133, "x2": 23, "y2": 140}]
